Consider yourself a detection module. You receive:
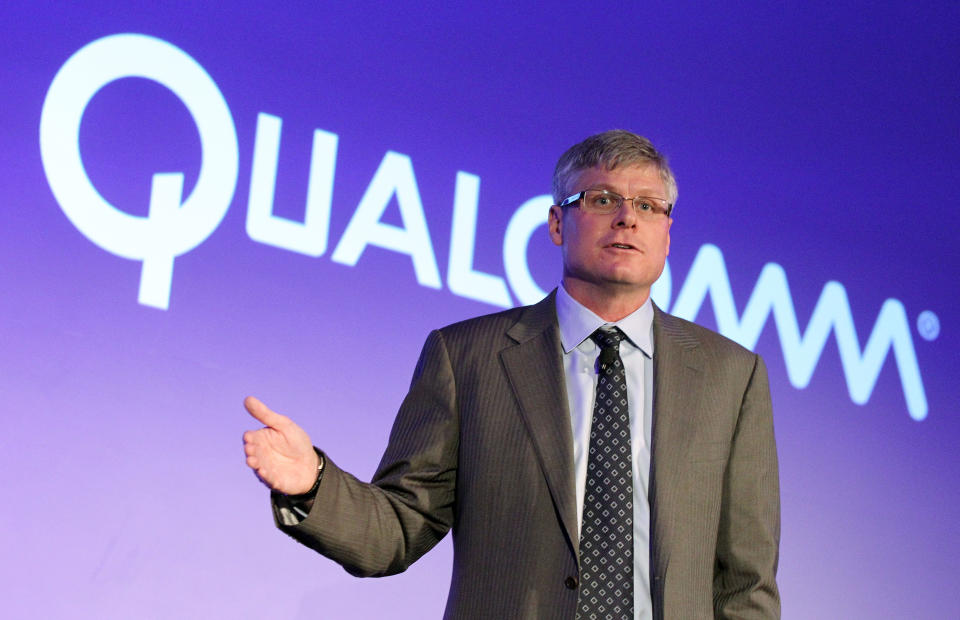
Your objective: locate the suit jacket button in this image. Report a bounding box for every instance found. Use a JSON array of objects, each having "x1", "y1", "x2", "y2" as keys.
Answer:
[{"x1": 564, "y1": 576, "x2": 578, "y2": 589}]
